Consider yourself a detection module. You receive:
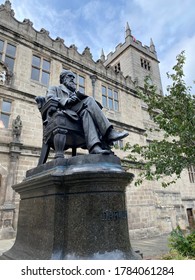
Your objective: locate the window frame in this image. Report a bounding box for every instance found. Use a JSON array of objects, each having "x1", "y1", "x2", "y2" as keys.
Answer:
[
  {"x1": 0, "y1": 98, "x2": 12, "y2": 129},
  {"x1": 31, "y1": 54, "x2": 51, "y2": 86},
  {"x1": 75, "y1": 73, "x2": 85, "y2": 93},
  {"x1": 101, "y1": 85, "x2": 119, "y2": 111},
  {"x1": 114, "y1": 62, "x2": 121, "y2": 73},
  {"x1": 140, "y1": 57, "x2": 151, "y2": 71},
  {"x1": 188, "y1": 165, "x2": 195, "y2": 183},
  {"x1": 0, "y1": 38, "x2": 16, "y2": 72}
]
